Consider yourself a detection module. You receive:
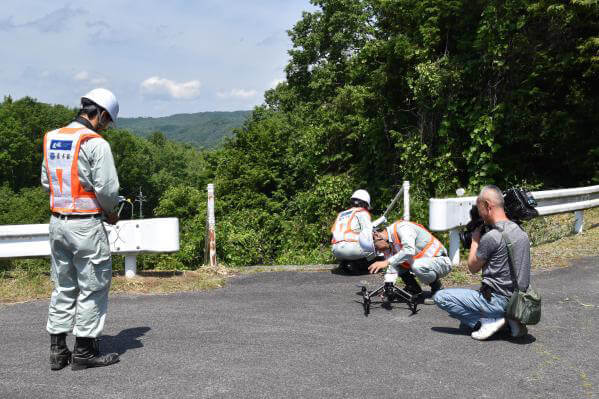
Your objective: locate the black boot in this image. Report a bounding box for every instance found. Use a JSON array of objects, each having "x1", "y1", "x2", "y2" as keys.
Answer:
[
  {"x1": 429, "y1": 279, "x2": 443, "y2": 296},
  {"x1": 337, "y1": 260, "x2": 352, "y2": 274},
  {"x1": 349, "y1": 258, "x2": 370, "y2": 275},
  {"x1": 71, "y1": 337, "x2": 119, "y2": 371},
  {"x1": 50, "y1": 333, "x2": 71, "y2": 371},
  {"x1": 400, "y1": 273, "x2": 422, "y2": 296}
]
